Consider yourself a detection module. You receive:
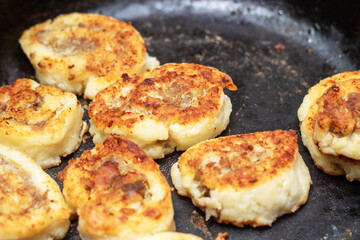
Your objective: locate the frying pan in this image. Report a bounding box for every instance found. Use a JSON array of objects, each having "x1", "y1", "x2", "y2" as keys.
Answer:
[{"x1": 0, "y1": 0, "x2": 359, "y2": 239}]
